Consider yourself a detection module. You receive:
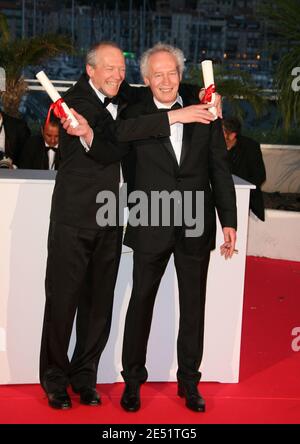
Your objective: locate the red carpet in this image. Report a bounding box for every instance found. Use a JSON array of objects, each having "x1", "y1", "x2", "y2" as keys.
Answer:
[{"x1": 1, "y1": 256, "x2": 300, "y2": 424}]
